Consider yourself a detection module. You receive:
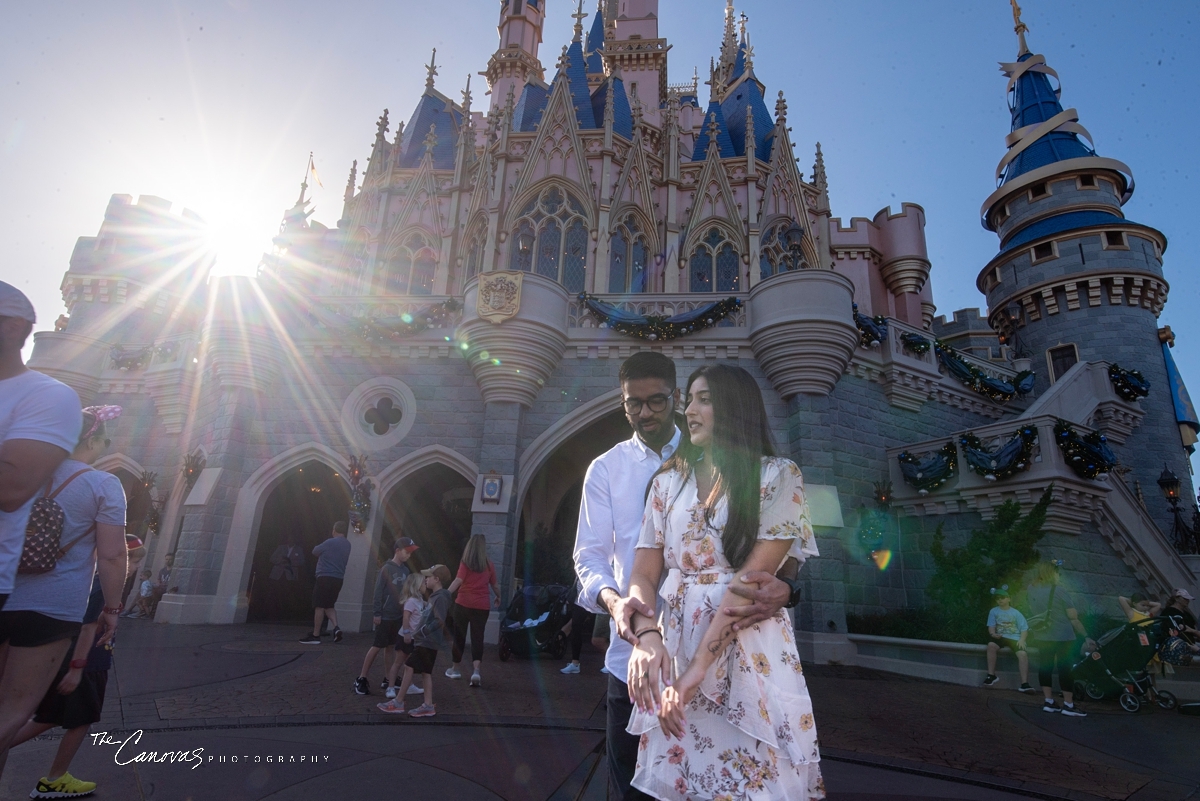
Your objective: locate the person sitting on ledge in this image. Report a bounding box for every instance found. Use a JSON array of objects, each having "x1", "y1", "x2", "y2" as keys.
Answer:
[{"x1": 983, "y1": 586, "x2": 1033, "y2": 692}]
